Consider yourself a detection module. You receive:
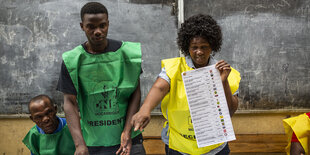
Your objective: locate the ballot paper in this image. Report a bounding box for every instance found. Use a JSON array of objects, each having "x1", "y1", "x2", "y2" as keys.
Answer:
[{"x1": 181, "y1": 64, "x2": 236, "y2": 148}]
